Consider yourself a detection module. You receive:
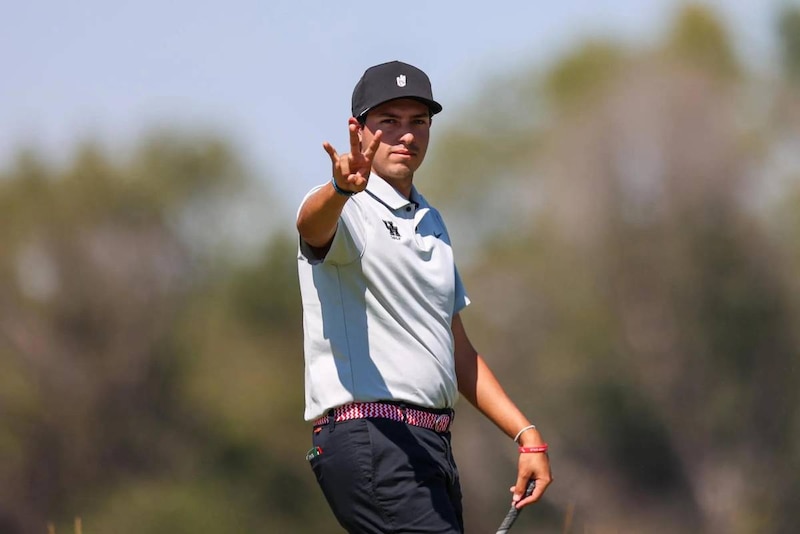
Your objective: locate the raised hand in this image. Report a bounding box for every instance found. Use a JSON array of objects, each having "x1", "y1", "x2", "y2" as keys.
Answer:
[{"x1": 323, "y1": 118, "x2": 382, "y2": 195}]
